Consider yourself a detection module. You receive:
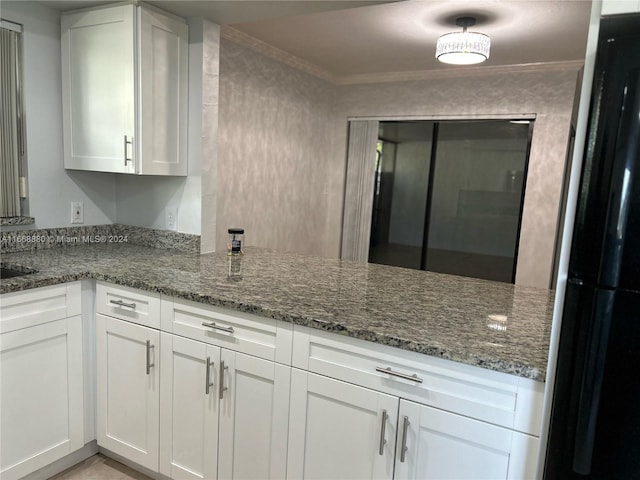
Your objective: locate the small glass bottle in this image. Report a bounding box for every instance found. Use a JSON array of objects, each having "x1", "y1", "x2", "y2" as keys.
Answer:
[{"x1": 227, "y1": 228, "x2": 244, "y2": 255}]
